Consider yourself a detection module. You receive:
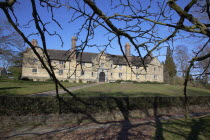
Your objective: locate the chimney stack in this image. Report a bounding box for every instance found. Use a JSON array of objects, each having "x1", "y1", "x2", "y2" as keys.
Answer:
[
  {"x1": 31, "y1": 39, "x2": 38, "y2": 47},
  {"x1": 125, "y1": 42, "x2": 131, "y2": 57},
  {"x1": 71, "y1": 36, "x2": 77, "y2": 59}
]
